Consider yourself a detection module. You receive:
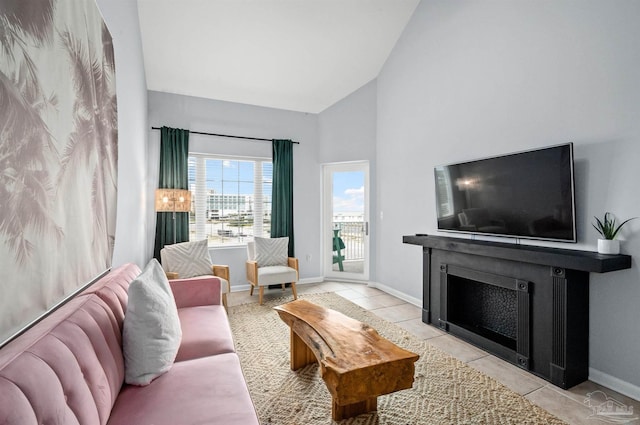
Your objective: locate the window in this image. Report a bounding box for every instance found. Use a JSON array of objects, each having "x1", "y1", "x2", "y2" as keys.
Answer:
[
  {"x1": 434, "y1": 166, "x2": 454, "y2": 217},
  {"x1": 188, "y1": 155, "x2": 272, "y2": 246}
]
